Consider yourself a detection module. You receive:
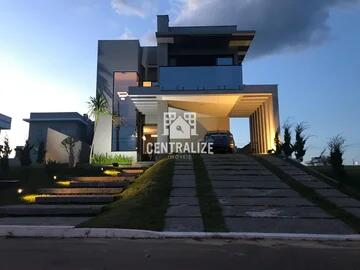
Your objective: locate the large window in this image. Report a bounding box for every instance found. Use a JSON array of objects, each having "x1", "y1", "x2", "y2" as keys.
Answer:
[{"x1": 112, "y1": 72, "x2": 139, "y2": 151}]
